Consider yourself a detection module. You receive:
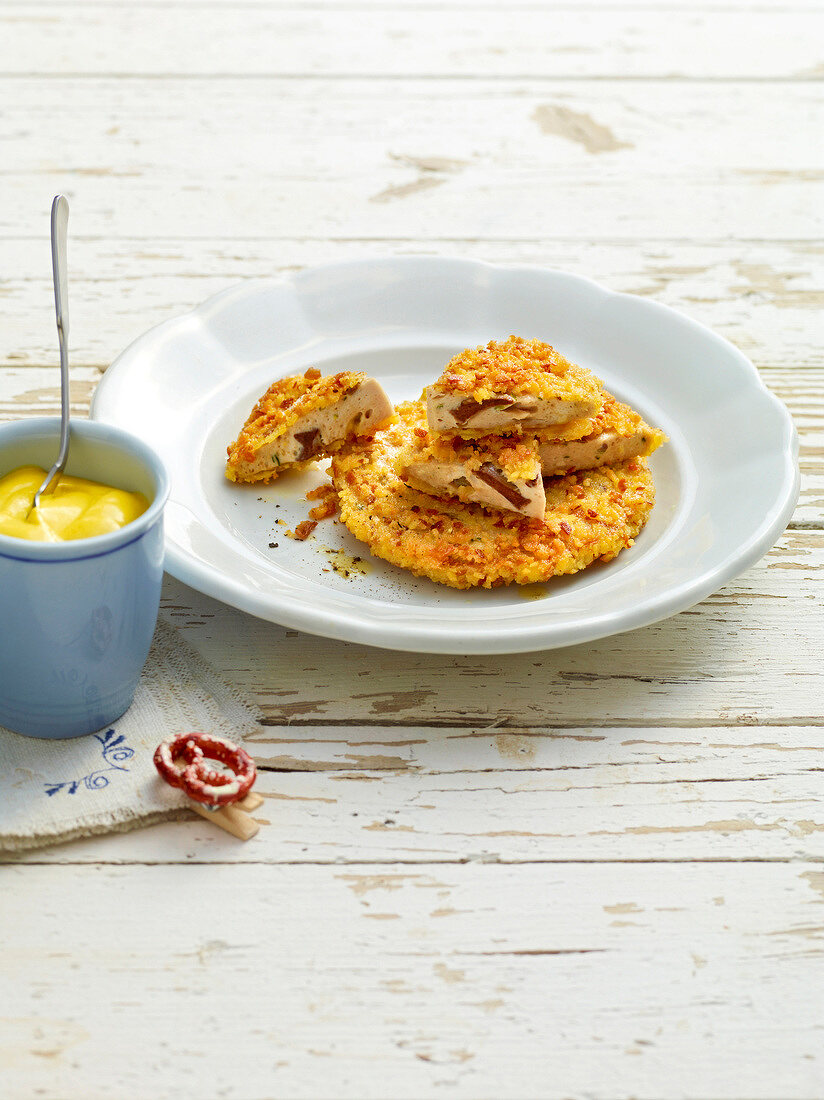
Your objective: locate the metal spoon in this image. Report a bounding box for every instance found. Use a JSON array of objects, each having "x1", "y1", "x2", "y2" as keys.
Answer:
[{"x1": 31, "y1": 195, "x2": 71, "y2": 512}]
